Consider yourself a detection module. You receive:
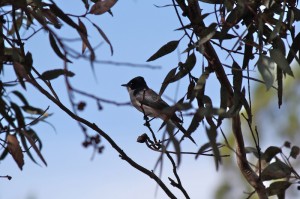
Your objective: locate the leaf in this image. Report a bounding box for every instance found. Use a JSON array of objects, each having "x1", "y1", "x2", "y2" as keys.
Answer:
[
  {"x1": 89, "y1": 0, "x2": 117, "y2": 15},
  {"x1": 49, "y1": 1, "x2": 79, "y2": 30},
  {"x1": 270, "y1": 48, "x2": 294, "y2": 77},
  {"x1": 22, "y1": 130, "x2": 47, "y2": 166},
  {"x1": 92, "y1": 22, "x2": 113, "y2": 55},
  {"x1": 78, "y1": 19, "x2": 88, "y2": 54},
  {"x1": 194, "y1": 70, "x2": 209, "y2": 98},
  {"x1": 19, "y1": 132, "x2": 39, "y2": 165},
  {"x1": 77, "y1": 19, "x2": 95, "y2": 62},
  {"x1": 268, "y1": 8, "x2": 285, "y2": 42},
  {"x1": 205, "y1": 126, "x2": 221, "y2": 170},
  {"x1": 12, "y1": 90, "x2": 29, "y2": 106},
  {"x1": 266, "y1": 181, "x2": 291, "y2": 196},
  {"x1": 261, "y1": 161, "x2": 291, "y2": 181},
  {"x1": 290, "y1": 146, "x2": 300, "y2": 159},
  {"x1": 232, "y1": 61, "x2": 242, "y2": 92},
  {"x1": 196, "y1": 142, "x2": 211, "y2": 158},
  {"x1": 242, "y1": 33, "x2": 253, "y2": 69},
  {"x1": 11, "y1": 102, "x2": 25, "y2": 128},
  {"x1": 41, "y1": 69, "x2": 75, "y2": 80},
  {"x1": 256, "y1": 55, "x2": 275, "y2": 90},
  {"x1": 277, "y1": 67, "x2": 283, "y2": 108},
  {"x1": 186, "y1": 109, "x2": 204, "y2": 138},
  {"x1": 171, "y1": 53, "x2": 196, "y2": 82},
  {"x1": 147, "y1": 40, "x2": 180, "y2": 62},
  {"x1": 262, "y1": 146, "x2": 282, "y2": 162},
  {"x1": 159, "y1": 67, "x2": 177, "y2": 96},
  {"x1": 287, "y1": 32, "x2": 300, "y2": 64},
  {"x1": 7, "y1": 134, "x2": 24, "y2": 170},
  {"x1": 48, "y1": 32, "x2": 72, "y2": 63},
  {"x1": 217, "y1": 86, "x2": 228, "y2": 126},
  {"x1": 21, "y1": 105, "x2": 45, "y2": 115},
  {"x1": 198, "y1": 23, "x2": 217, "y2": 45}
]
